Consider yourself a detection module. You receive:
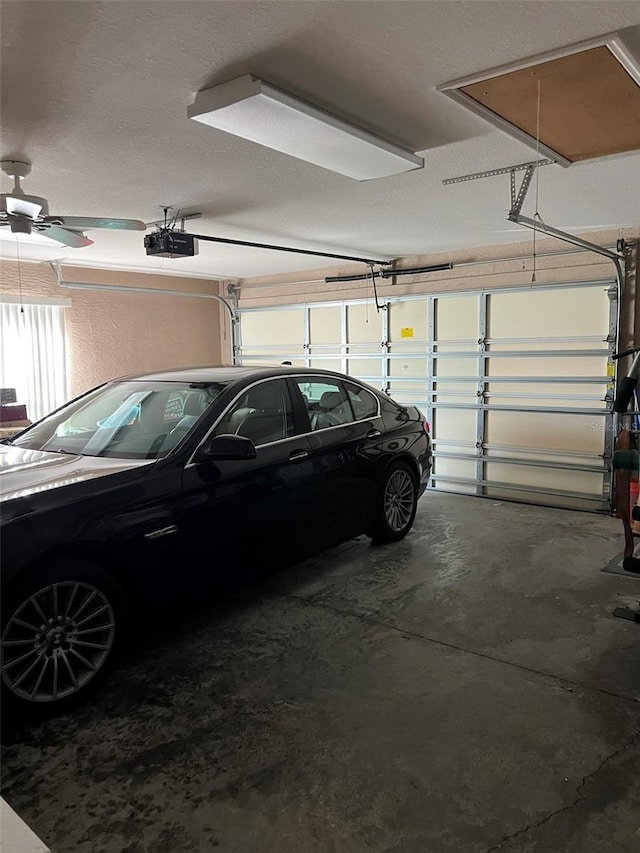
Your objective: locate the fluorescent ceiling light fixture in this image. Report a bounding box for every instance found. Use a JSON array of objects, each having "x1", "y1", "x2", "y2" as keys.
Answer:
[{"x1": 188, "y1": 75, "x2": 424, "y2": 181}]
